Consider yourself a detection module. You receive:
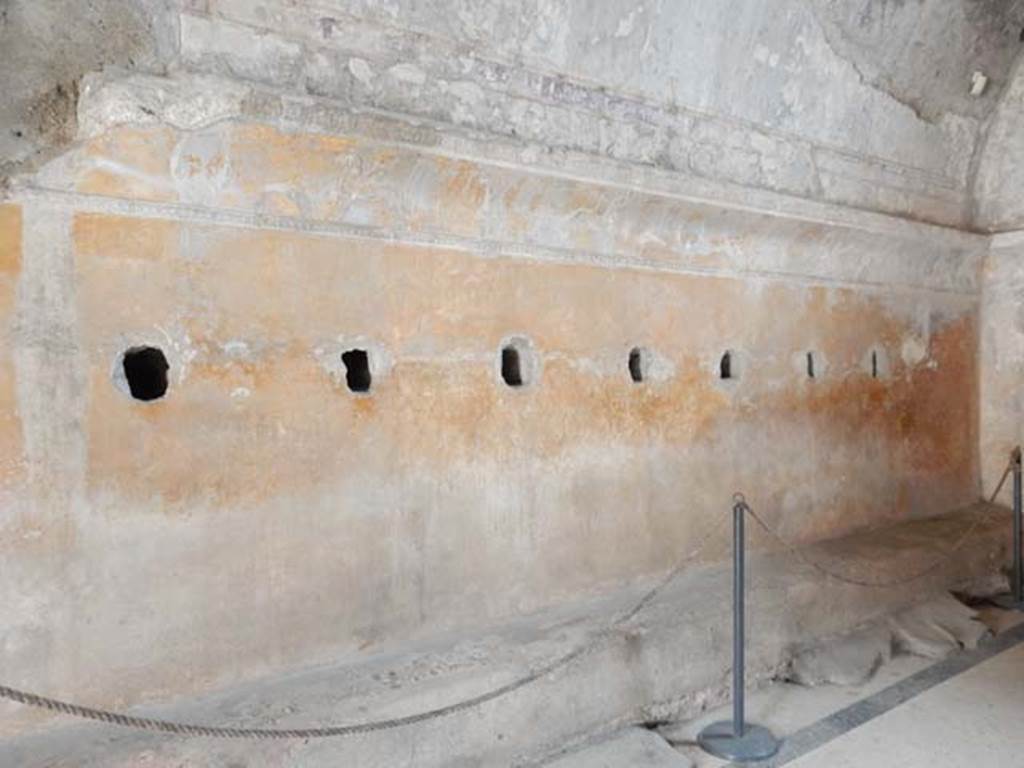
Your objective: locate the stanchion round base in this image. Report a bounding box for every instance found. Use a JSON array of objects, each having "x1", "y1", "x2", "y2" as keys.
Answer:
[
  {"x1": 990, "y1": 593, "x2": 1024, "y2": 611},
  {"x1": 697, "y1": 720, "x2": 780, "y2": 762}
]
